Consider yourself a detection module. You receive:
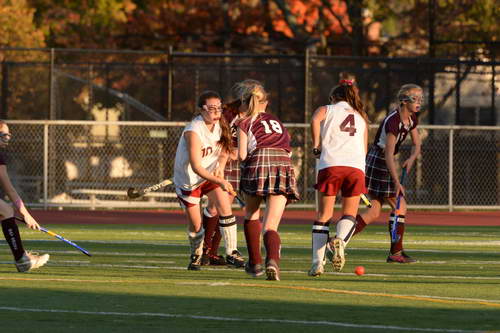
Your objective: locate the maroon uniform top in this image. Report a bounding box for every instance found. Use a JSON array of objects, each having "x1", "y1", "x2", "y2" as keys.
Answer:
[
  {"x1": 373, "y1": 109, "x2": 418, "y2": 155},
  {"x1": 239, "y1": 113, "x2": 291, "y2": 154},
  {"x1": 0, "y1": 151, "x2": 7, "y2": 165},
  {"x1": 223, "y1": 108, "x2": 240, "y2": 149}
]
